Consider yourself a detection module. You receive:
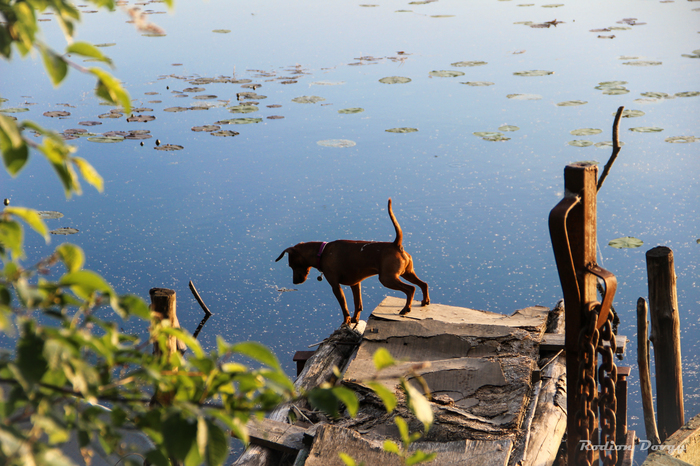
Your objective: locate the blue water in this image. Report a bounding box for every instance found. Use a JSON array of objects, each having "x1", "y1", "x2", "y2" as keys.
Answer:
[{"x1": 2, "y1": 0, "x2": 699, "y2": 455}]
